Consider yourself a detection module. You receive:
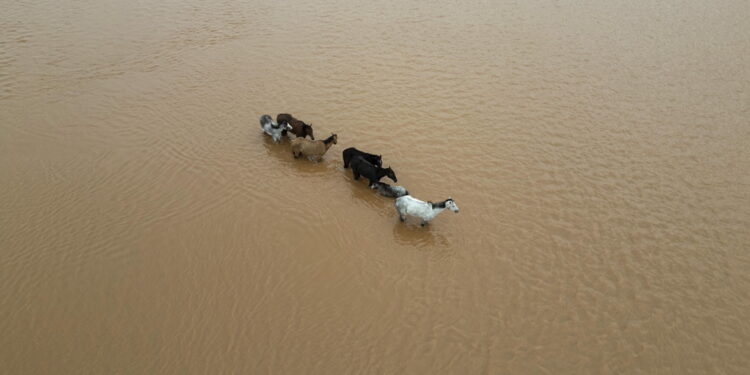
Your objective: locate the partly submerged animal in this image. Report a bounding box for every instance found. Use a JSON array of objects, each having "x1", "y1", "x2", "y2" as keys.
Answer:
[
  {"x1": 371, "y1": 181, "x2": 409, "y2": 198},
  {"x1": 291, "y1": 133, "x2": 337, "y2": 161},
  {"x1": 260, "y1": 114, "x2": 291, "y2": 143},
  {"x1": 342, "y1": 147, "x2": 382, "y2": 168},
  {"x1": 277, "y1": 113, "x2": 314, "y2": 140},
  {"x1": 349, "y1": 155, "x2": 396, "y2": 187},
  {"x1": 395, "y1": 196, "x2": 459, "y2": 226}
]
